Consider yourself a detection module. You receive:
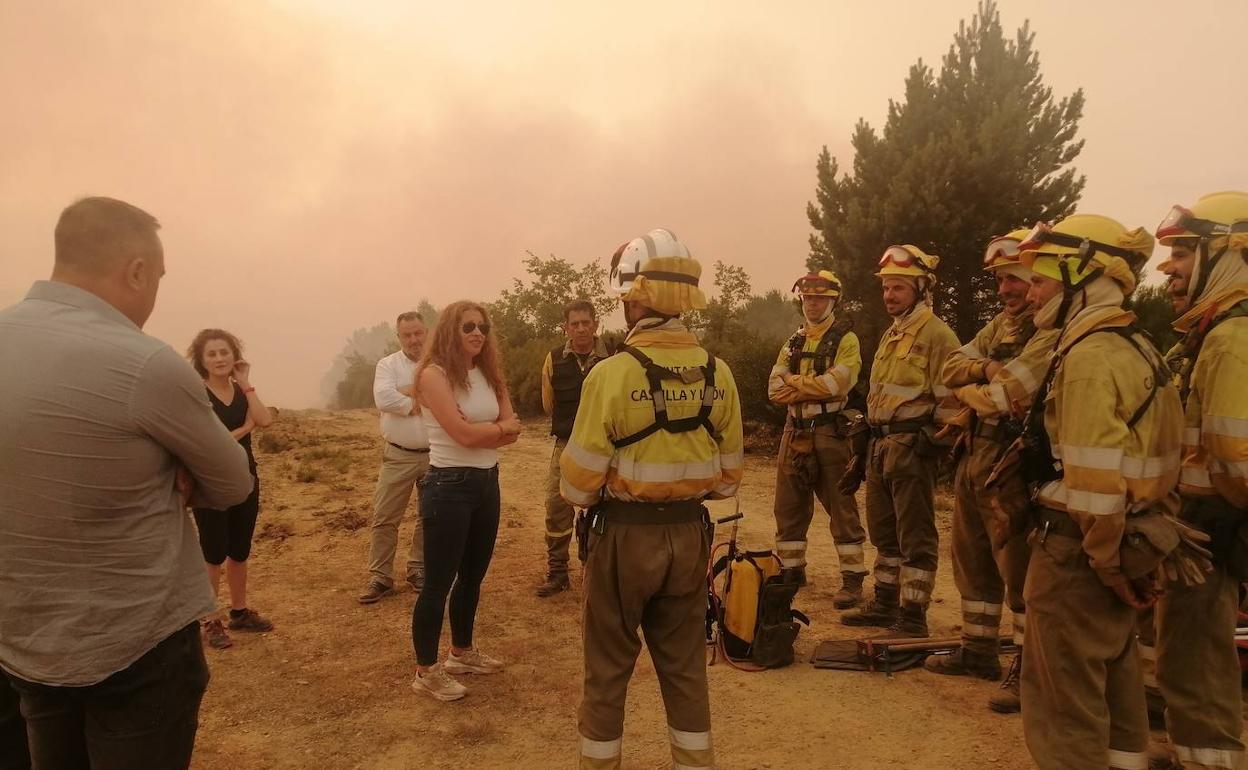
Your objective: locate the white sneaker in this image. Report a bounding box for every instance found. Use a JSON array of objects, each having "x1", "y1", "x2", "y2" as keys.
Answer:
[
  {"x1": 410, "y1": 663, "x2": 467, "y2": 701},
  {"x1": 444, "y1": 647, "x2": 504, "y2": 675}
]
